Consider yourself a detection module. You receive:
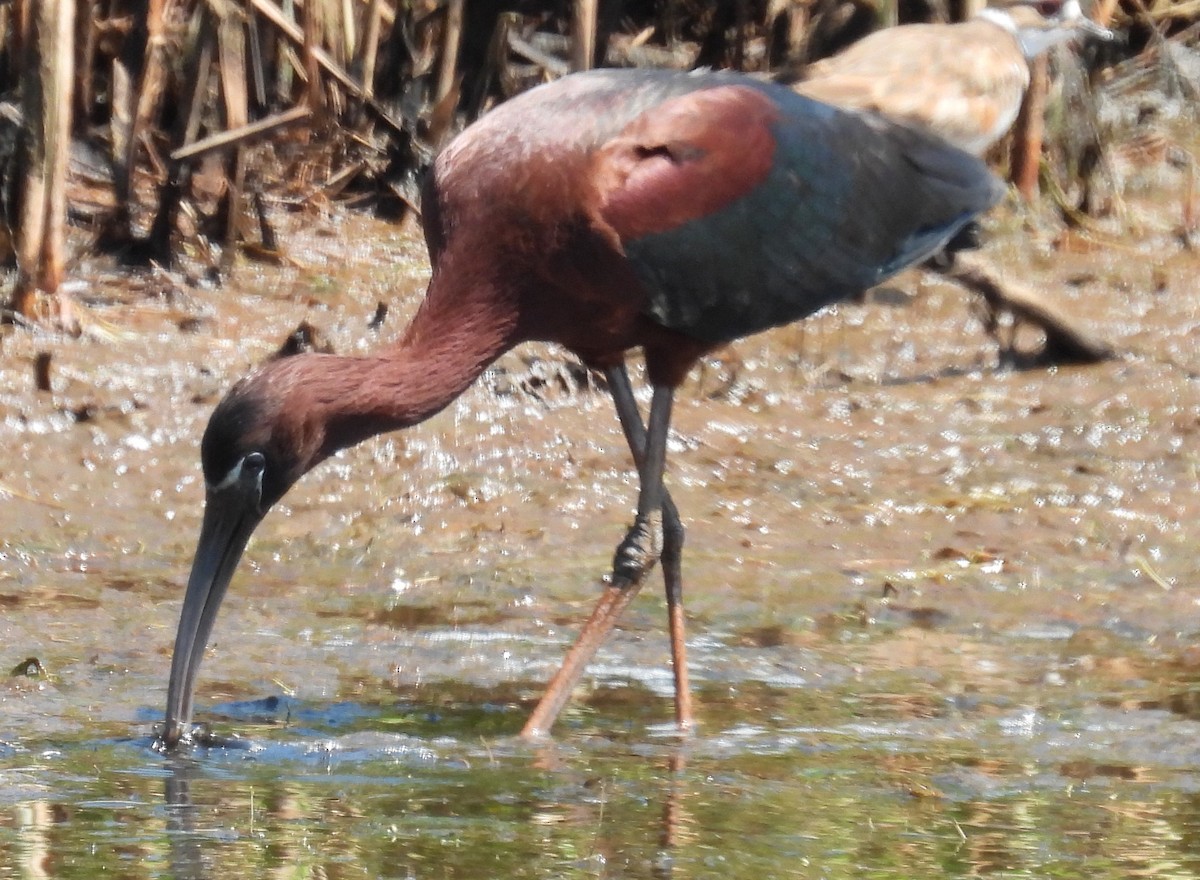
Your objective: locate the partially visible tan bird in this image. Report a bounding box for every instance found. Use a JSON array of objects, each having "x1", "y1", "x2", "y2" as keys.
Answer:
[
  {"x1": 789, "y1": 0, "x2": 1117, "y2": 365},
  {"x1": 794, "y1": 0, "x2": 1113, "y2": 157}
]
